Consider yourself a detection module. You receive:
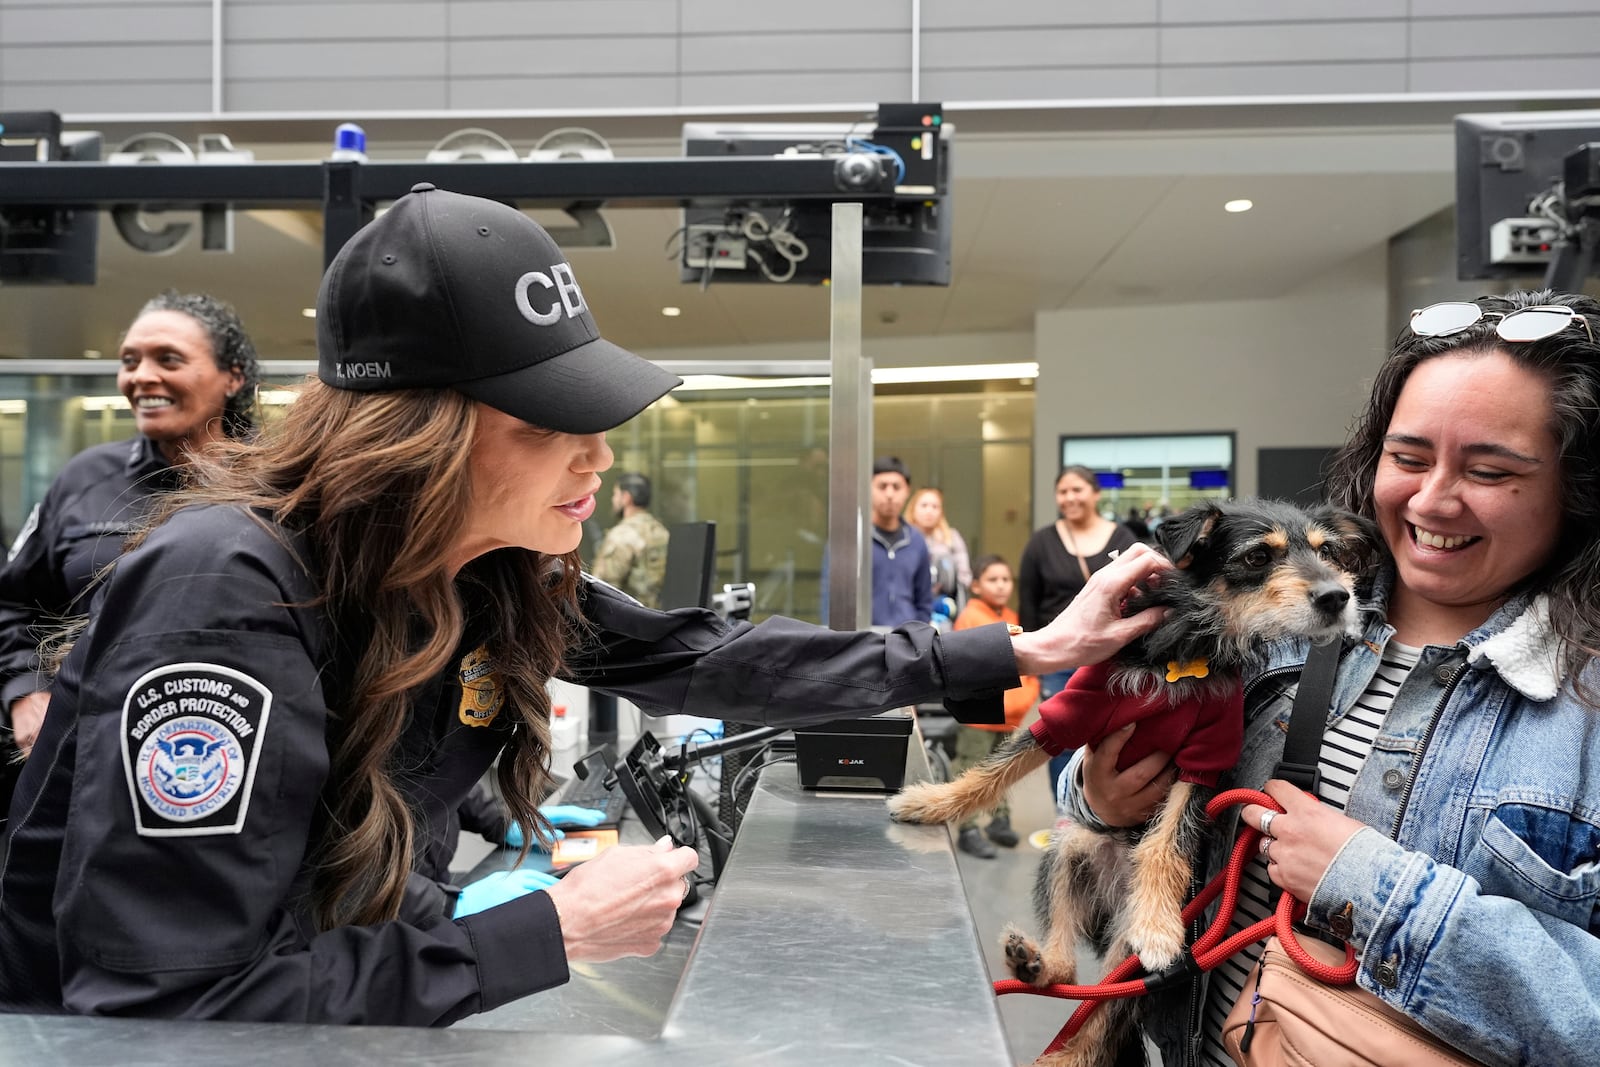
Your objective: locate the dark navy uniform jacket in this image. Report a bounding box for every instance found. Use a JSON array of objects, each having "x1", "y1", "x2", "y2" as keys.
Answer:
[
  {"x1": 0, "y1": 503, "x2": 1017, "y2": 1026},
  {"x1": 0, "y1": 437, "x2": 174, "y2": 815},
  {"x1": 0, "y1": 436, "x2": 176, "y2": 718}
]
